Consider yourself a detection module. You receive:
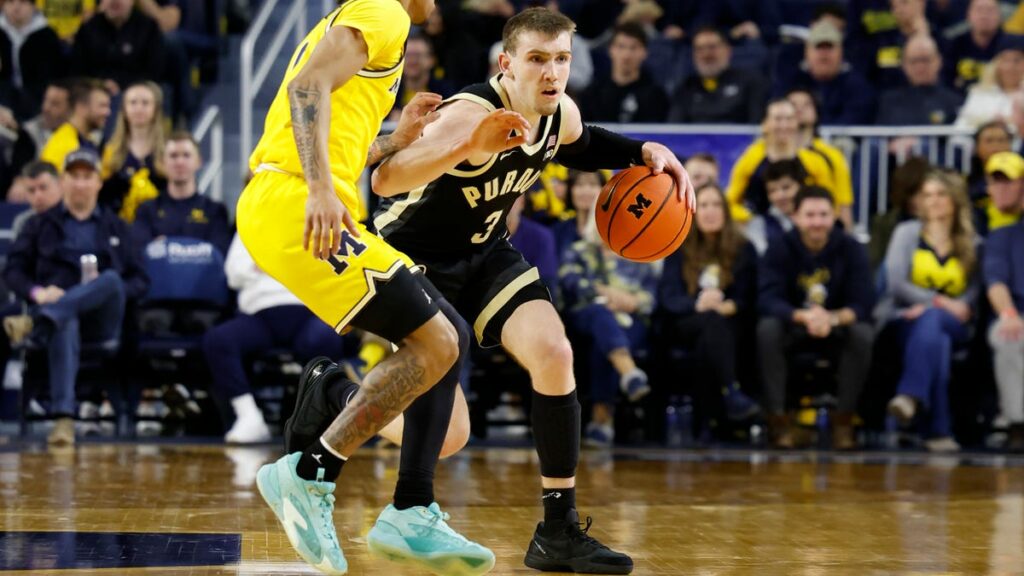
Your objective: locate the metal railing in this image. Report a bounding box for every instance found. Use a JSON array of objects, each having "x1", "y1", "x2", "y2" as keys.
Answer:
[
  {"x1": 193, "y1": 105, "x2": 224, "y2": 201},
  {"x1": 240, "y1": 0, "x2": 308, "y2": 172}
]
